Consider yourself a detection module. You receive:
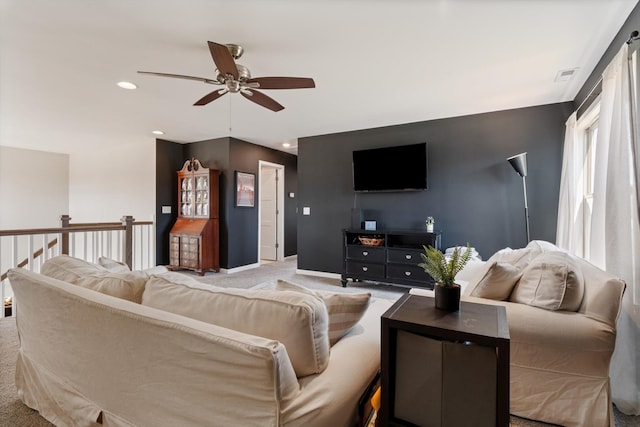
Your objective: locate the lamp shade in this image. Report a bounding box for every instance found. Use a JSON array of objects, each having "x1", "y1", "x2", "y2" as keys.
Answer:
[{"x1": 507, "y1": 152, "x2": 527, "y2": 177}]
